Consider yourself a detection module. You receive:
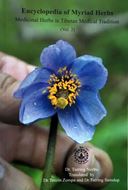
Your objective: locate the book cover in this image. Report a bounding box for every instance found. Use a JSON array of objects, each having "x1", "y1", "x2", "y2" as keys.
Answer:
[{"x1": 0, "y1": 0, "x2": 127, "y2": 190}]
